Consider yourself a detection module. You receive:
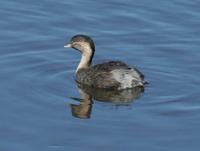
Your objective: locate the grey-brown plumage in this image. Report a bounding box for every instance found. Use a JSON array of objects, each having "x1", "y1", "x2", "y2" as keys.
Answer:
[{"x1": 64, "y1": 35, "x2": 147, "y2": 90}]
